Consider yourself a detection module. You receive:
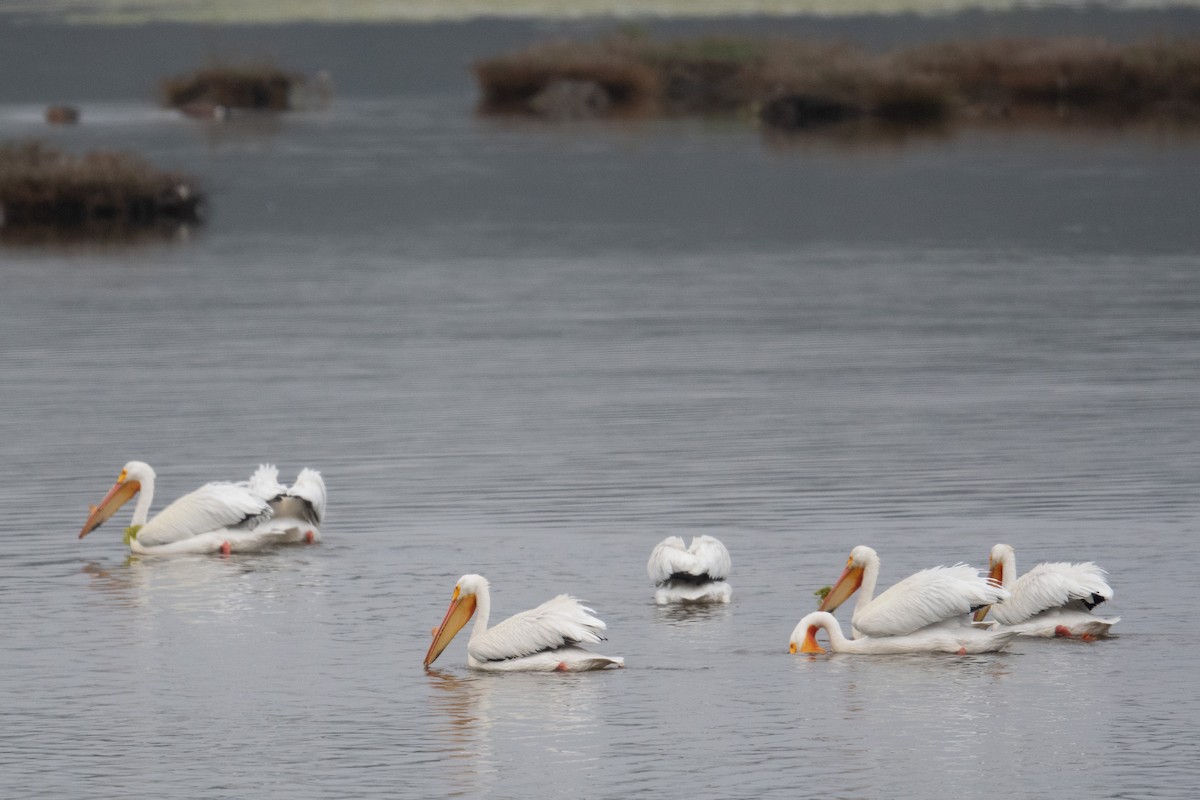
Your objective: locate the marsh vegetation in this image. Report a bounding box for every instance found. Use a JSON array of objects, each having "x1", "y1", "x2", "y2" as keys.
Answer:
[
  {"x1": 474, "y1": 34, "x2": 1200, "y2": 130},
  {"x1": 0, "y1": 141, "x2": 203, "y2": 240}
]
